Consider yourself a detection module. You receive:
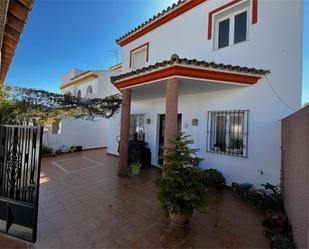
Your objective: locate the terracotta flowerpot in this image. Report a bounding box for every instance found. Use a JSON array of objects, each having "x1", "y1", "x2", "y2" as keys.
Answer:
[{"x1": 169, "y1": 210, "x2": 193, "y2": 226}]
